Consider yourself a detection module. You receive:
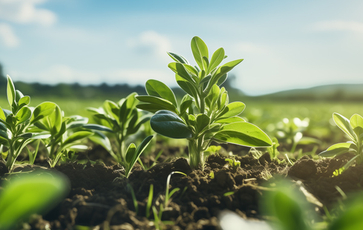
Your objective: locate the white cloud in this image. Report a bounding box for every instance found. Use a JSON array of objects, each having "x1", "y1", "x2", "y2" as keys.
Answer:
[
  {"x1": 0, "y1": 0, "x2": 57, "y2": 26},
  {"x1": 128, "y1": 31, "x2": 172, "y2": 62},
  {"x1": 0, "y1": 23, "x2": 20, "y2": 47},
  {"x1": 312, "y1": 20, "x2": 363, "y2": 34}
]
